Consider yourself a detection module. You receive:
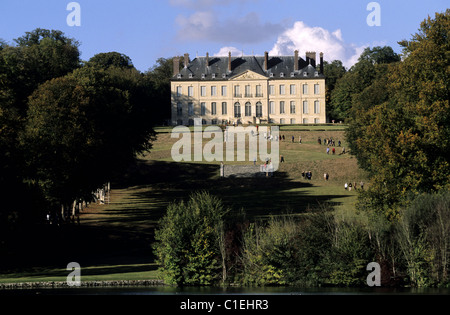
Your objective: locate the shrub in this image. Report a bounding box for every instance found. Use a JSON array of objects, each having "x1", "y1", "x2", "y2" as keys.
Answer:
[{"x1": 153, "y1": 191, "x2": 229, "y2": 286}]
